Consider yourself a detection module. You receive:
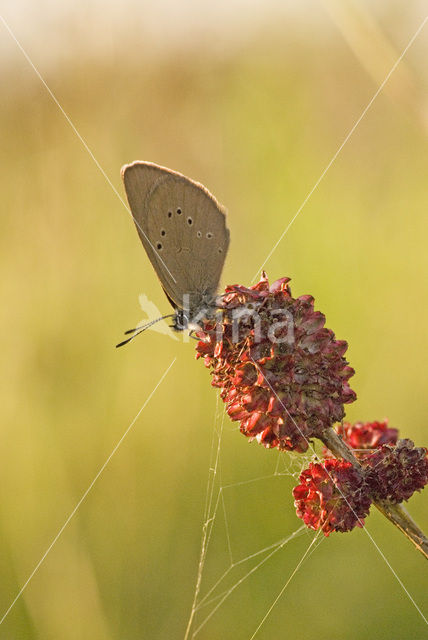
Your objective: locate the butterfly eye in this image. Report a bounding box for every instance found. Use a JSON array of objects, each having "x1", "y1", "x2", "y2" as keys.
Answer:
[
  {"x1": 161, "y1": 230, "x2": 166, "y2": 236},
  {"x1": 177, "y1": 208, "x2": 182, "y2": 215},
  {"x1": 187, "y1": 217, "x2": 193, "y2": 225},
  {"x1": 218, "y1": 248, "x2": 223, "y2": 253},
  {"x1": 156, "y1": 242, "x2": 163, "y2": 250},
  {"x1": 197, "y1": 231, "x2": 202, "y2": 238},
  {"x1": 206, "y1": 232, "x2": 213, "y2": 239},
  {"x1": 168, "y1": 211, "x2": 172, "y2": 218}
]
